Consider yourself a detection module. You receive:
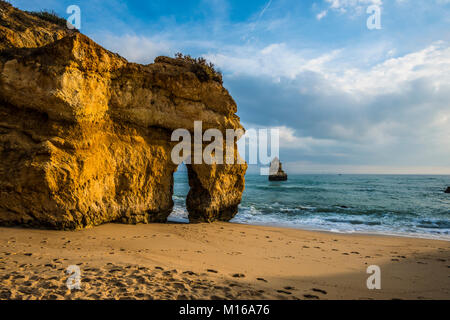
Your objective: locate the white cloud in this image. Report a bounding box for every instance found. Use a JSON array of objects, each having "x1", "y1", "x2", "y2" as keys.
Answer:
[
  {"x1": 317, "y1": 0, "x2": 383, "y2": 20},
  {"x1": 283, "y1": 162, "x2": 450, "y2": 174},
  {"x1": 206, "y1": 41, "x2": 450, "y2": 97},
  {"x1": 204, "y1": 43, "x2": 341, "y2": 79},
  {"x1": 272, "y1": 126, "x2": 339, "y2": 150},
  {"x1": 326, "y1": 0, "x2": 382, "y2": 10},
  {"x1": 209, "y1": 40, "x2": 450, "y2": 171},
  {"x1": 97, "y1": 34, "x2": 173, "y2": 64},
  {"x1": 331, "y1": 42, "x2": 450, "y2": 94},
  {"x1": 316, "y1": 10, "x2": 328, "y2": 20}
]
